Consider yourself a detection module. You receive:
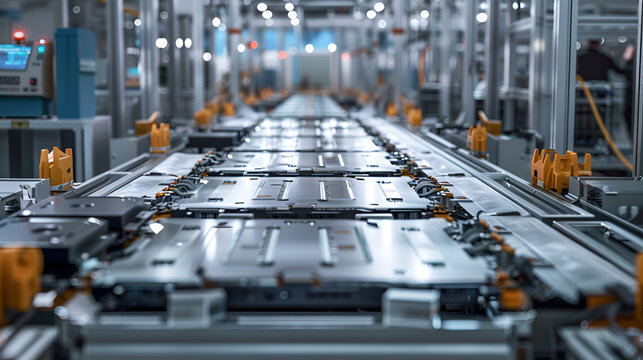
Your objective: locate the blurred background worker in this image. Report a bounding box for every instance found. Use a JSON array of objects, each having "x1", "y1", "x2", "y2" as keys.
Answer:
[{"x1": 577, "y1": 39, "x2": 627, "y2": 81}]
